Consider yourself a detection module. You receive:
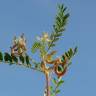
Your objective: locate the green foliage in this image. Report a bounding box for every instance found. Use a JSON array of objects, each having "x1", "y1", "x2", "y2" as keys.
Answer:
[
  {"x1": 4, "y1": 52, "x2": 12, "y2": 63},
  {"x1": 32, "y1": 42, "x2": 41, "y2": 53},
  {"x1": 32, "y1": 41, "x2": 47, "y2": 58},
  {"x1": 48, "y1": 4, "x2": 69, "y2": 50},
  {"x1": 0, "y1": 52, "x2": 3, "y2": 61},
  {"x1": 12, "y1": 55, "x2": 18, "y2": 63},
  {"x1": 0, "y1": 51, "x2": 32, "y2": 67},
  {"x1": 57, "y1": 80, "x2": 64, "y2": 87},
  {"x1": 19, "y1": 55, "x2": 25, "y2": 64},
  {"x1": 61, "y1": 55, "x2": 65, "y2": 62},
  {"x1": 56, "y1": 47, "x2": 77, "y2": 75},
  {"x1": 74, "y1": 46, "x2": 78, "y2": 55},
  {"x1": 55, "y1": 89, "x2": 60, "y2": 94},
  {"x1": 57, "y1": 65, "x2": 64, "y2": 72},
  {"x1": 25, "y1": 55, "x2": 30, "y2": 65},
  {"x1": 61, "y1": 47, "x2": 78, "y2": 62},
  {"x1": 52, "y1": 78, "x2": 57, "y2": 85},
  {"x1": 50, "y1": 78, "x2": 64, "y2": 96}
]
